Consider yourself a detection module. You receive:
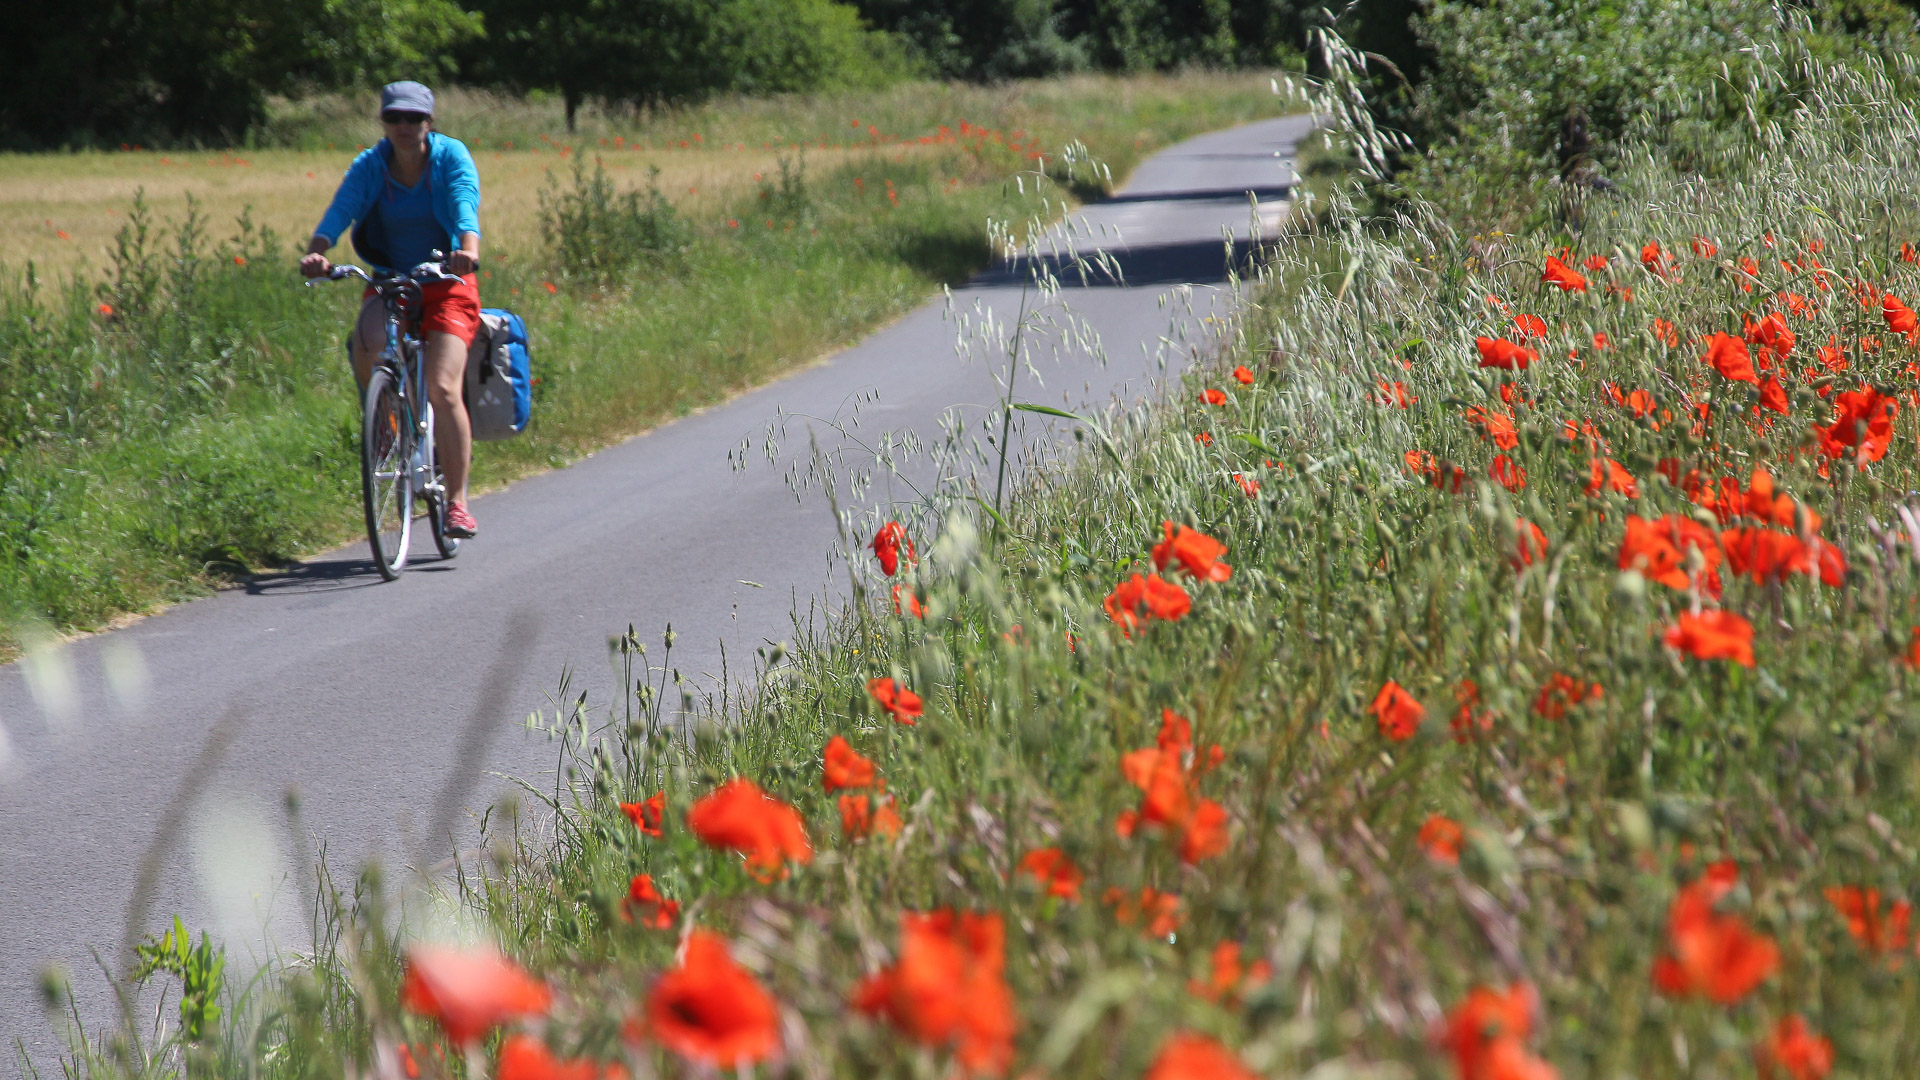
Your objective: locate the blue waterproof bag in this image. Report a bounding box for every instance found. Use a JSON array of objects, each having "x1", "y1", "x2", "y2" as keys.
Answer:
[{"x1": 466, "y1": 308, "x2": 532, "y2": 440}]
